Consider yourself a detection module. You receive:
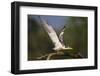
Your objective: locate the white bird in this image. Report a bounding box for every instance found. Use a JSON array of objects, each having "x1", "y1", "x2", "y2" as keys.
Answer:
[{"x1": 39, "y1": 17, "x2": 73, "y2": 51}]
